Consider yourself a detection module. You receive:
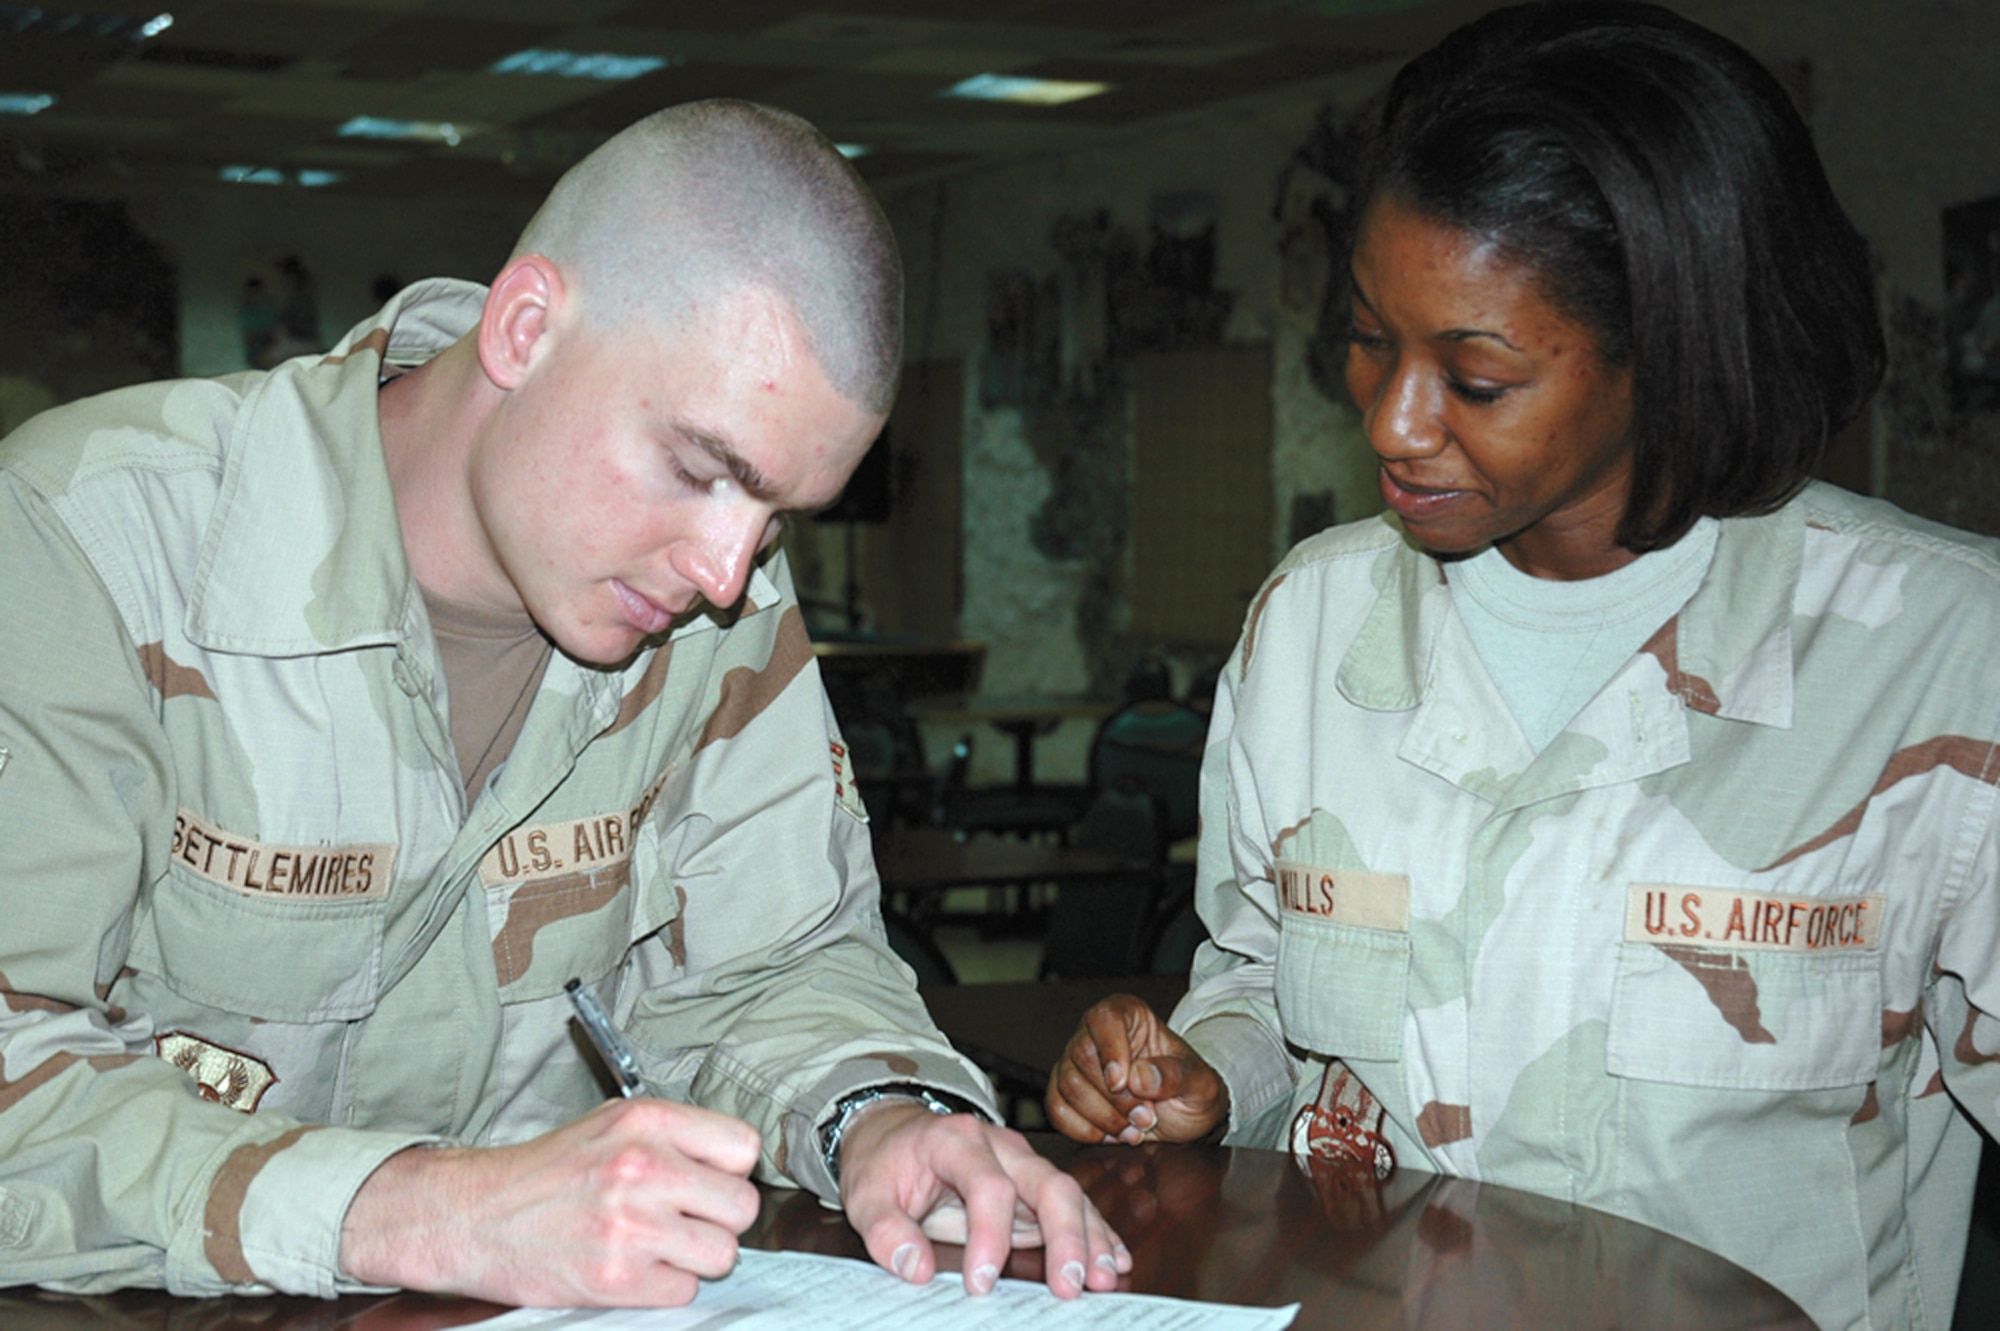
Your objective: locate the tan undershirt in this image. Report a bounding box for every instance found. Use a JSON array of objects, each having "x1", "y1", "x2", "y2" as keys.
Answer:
[{"x1": 420, "y1": 588, "x2": 554, "y2": 802}]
